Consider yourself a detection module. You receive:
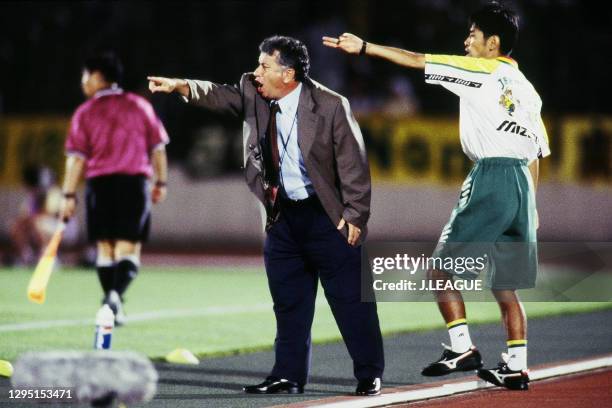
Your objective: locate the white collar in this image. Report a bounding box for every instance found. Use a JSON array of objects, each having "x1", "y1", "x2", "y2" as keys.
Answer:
[{"x1": 94, "y1": 84, "x2": 123, "y2": 99}]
